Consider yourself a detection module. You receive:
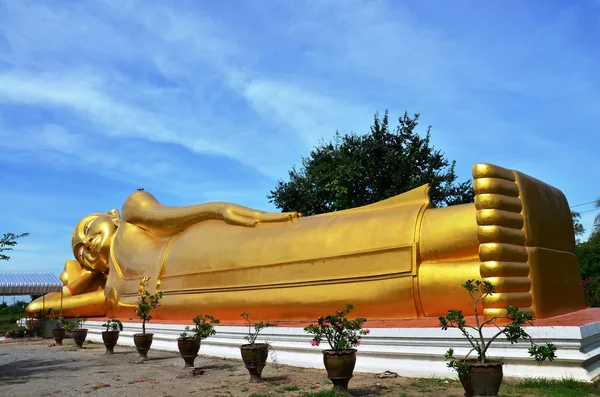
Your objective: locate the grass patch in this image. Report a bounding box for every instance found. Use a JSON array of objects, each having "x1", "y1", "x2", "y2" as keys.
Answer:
[
  {"x1": 408, "y1": 377, "x2": 457, "y2": 392},
  {"x1": 0, "y1": 323, "x2": 17, "y2": 334},
  {"x1": 301, "y1": 391, "x2": 338, "y2": 397},
  {"x1": 503, "y1": 377, "x2": 600, "y2": 397},
  {"x1": 404, "y1": 377, "x2": 462, "y2": 396},
  {"x1": 0, "y1": 314, "x2": 19, "y2": 322},
  {"x1": 283, "y1": 385, "x2": 300, "y2": 391},
  {"x1": 409, "y1": 377, "x2": 457, "y2": 387},
  {"x1": 0, "y1": 313, "x2": 19, "y2": 334}
]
